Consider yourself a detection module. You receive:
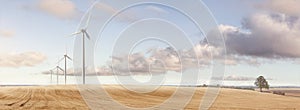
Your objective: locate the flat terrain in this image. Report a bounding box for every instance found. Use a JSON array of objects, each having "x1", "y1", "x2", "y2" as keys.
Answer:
[
  {"x1": 0, "y1": 85, "x2": 300, "y2": 110},
  {"x1": 268, "y1": 88, "x2": 300, "y2": 98}
]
